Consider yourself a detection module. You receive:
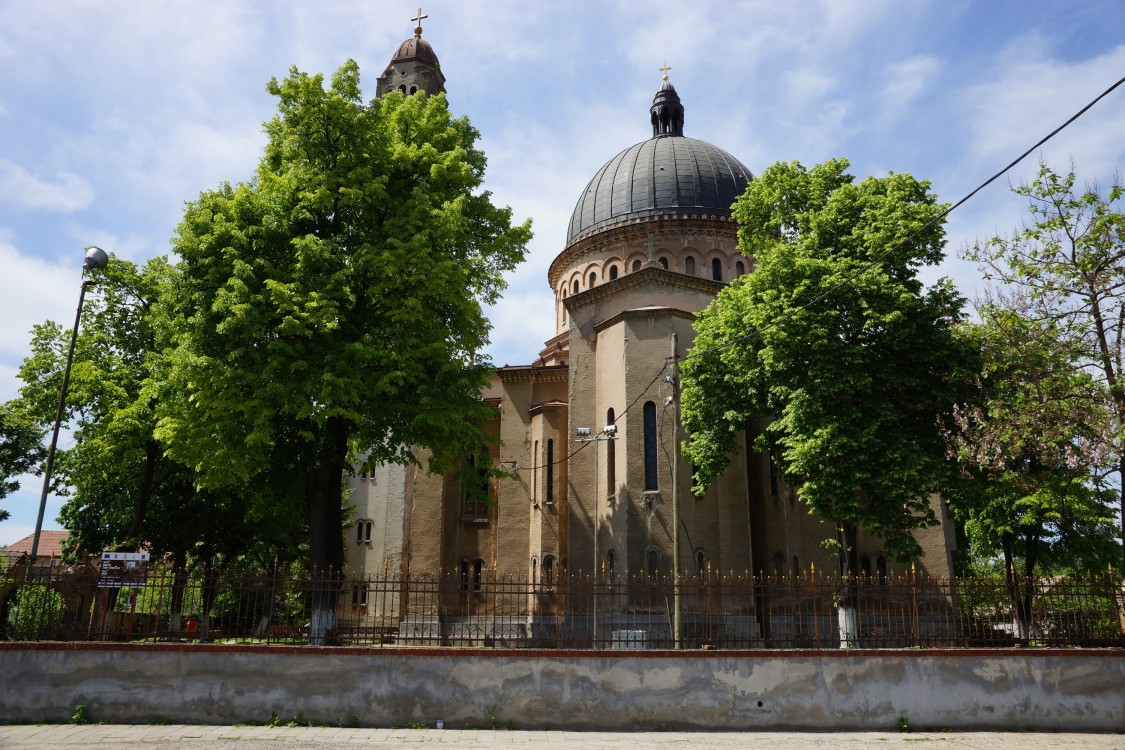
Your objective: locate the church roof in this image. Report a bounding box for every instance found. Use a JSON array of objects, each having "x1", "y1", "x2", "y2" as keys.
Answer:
[
  {"x1": 565, "y1": 79, "x2": 752, "y2": 247},
  {"x1": 391, "y1": 35, "x2": 441, "y2": 67}
]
